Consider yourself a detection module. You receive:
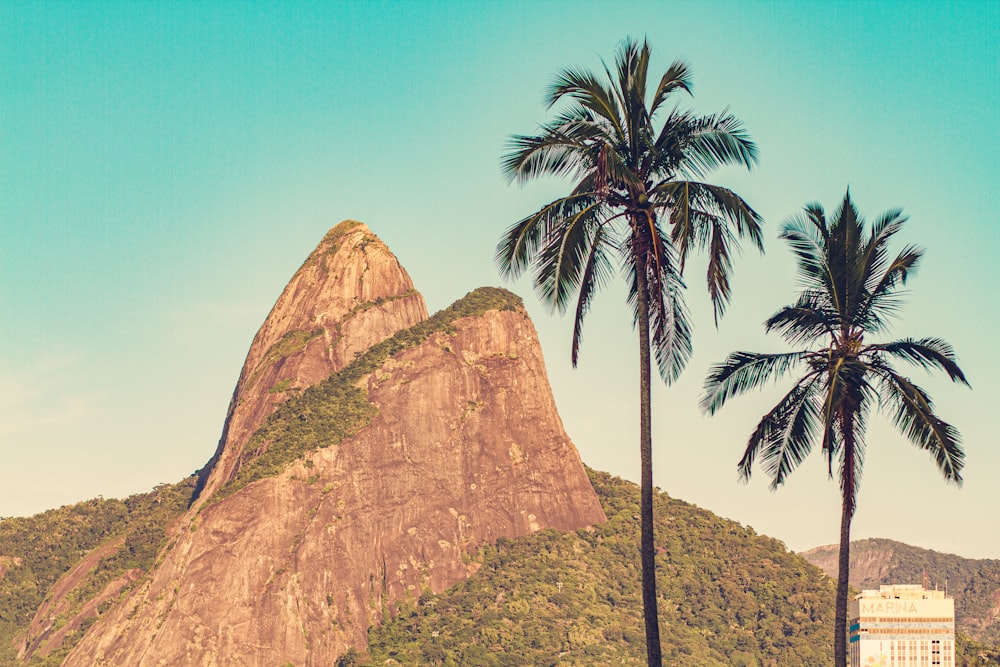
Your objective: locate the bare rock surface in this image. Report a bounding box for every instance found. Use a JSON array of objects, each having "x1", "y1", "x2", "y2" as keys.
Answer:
[
  {"x1": 195, "y1": 220, "x2": 428, "y2": 504},
  {"x1": 799, "y1": 543, "x2": 896, "y2": 587},
  {"x1": 62, "y1": 224, "x2": 605, "y2": 666}
]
